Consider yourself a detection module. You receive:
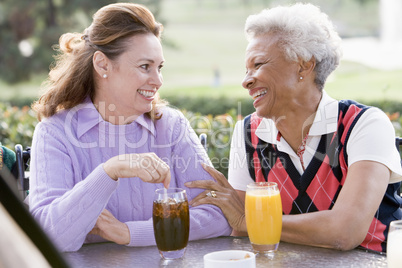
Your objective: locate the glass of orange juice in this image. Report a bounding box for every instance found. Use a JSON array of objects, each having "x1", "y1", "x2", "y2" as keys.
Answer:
[{"x1": 245, "y1": 182, "x2": 282, "y2": 254}]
